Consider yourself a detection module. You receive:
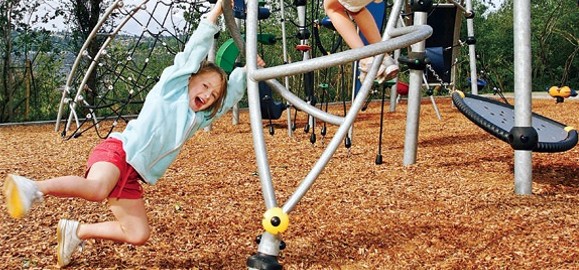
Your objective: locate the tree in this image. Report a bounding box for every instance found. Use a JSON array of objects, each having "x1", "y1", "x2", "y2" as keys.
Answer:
[
  {"x1": 1, "y1": 0, "x2": 19, "y2": 121},
  {"x1": 62, "y1": 0, "x2": 112, "y2": 106},
  {"x1": 2, "y1": 0, "x2": 576, "y2": 123},
  {"x1": 473, "y1": 0, "x2": 578, "y2": 91},
  {"x1": 530, "y1": 1, "x2": 578, "y2": 87},
  {"x1": 0, "y1": 0, "x2": 57, "y2": 122}
]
